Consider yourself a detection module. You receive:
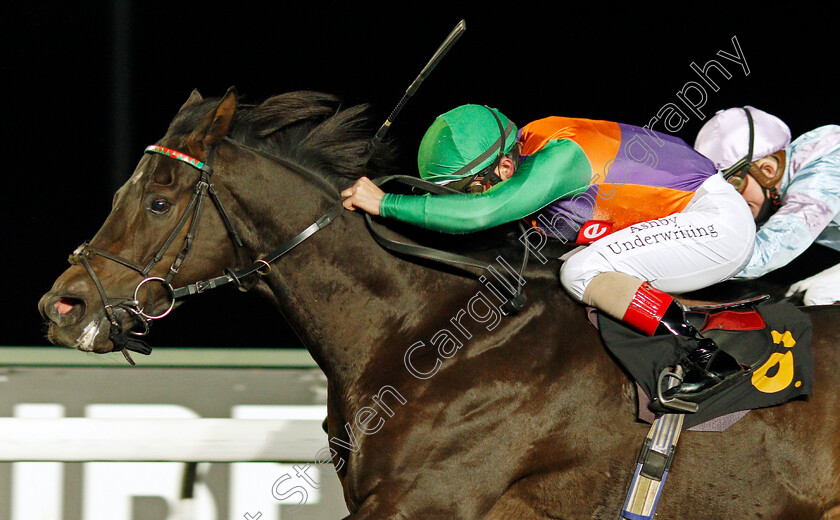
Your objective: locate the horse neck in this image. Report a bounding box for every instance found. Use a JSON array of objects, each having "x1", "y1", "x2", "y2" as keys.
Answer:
[
  {"x1": 269, "y1": 211, "x2": 460, "y2": 390},
  {"x1": 224, "y1": 154, "x2": 459, "y2": 390}
]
